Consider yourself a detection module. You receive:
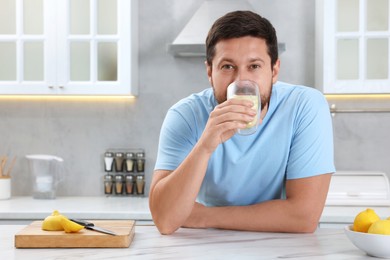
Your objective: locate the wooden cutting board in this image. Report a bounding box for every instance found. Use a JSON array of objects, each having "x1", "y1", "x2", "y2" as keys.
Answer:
[{"x1": 15, "y1": 220, "x2": 135, "y2": 248}]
